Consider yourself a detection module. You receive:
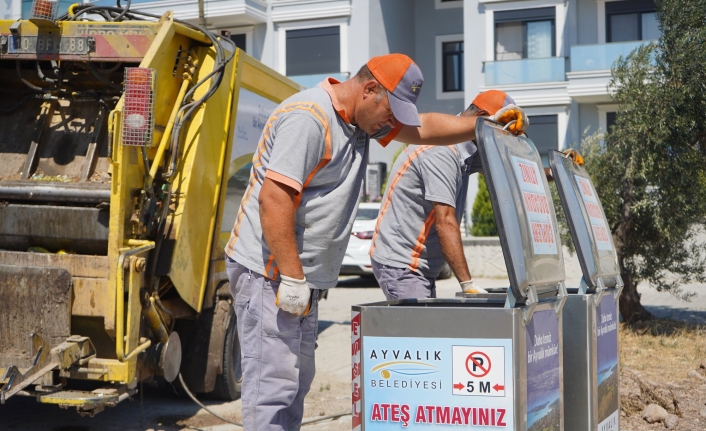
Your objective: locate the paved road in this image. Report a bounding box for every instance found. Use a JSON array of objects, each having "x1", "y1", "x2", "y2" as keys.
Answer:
[{"x1": 1, "y1": 275, "x2": 703, "y2": 430}]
